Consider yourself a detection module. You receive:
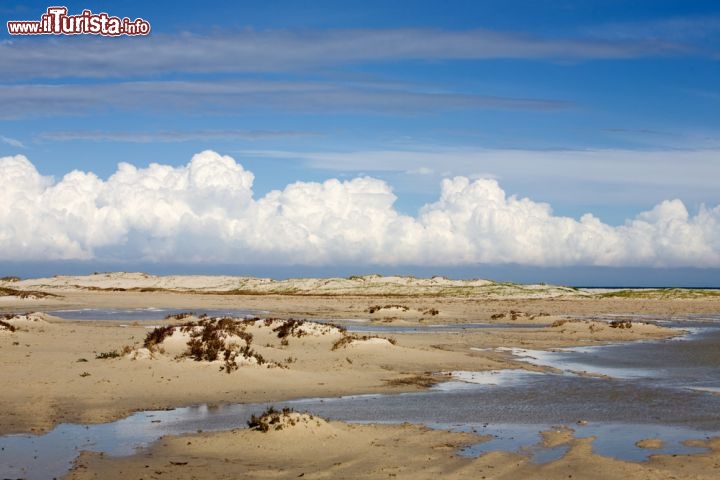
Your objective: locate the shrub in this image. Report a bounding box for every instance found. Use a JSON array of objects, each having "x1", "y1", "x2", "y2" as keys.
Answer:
[
  {"x1": 331, "y1": 333, "x2": 396, "y2": 350},
  {"x1": 0, "y1": 319, "x2": 16, "y2": 332},
  {"x1": 247, "y1": 406, "x2": 295, "y2": 432},
  {"x1": 95, "y1": 350, "x2": 122, "y2": 359},
  {"x1": 221, "y1": 343, "x2": 265, "y2": 373},
  {"x1": 165, "y1": 312, "x2": 194, "y2": 320},
  {"x1": 272, "y1": 318, "x2": 307, "y2": 340},
  {"x1": 143, "y1": 317, "x2": 271, "y2": 372},
  {"x1": 366, "y1": 304, "x2": 409, "y2": 314},
  {"x1": 327, "y1": 322, "x2": 347, "y2": 334},
  {"x1": 184, "y1": 317, "x2": 252, "y2": 362},
  {"x1": 143, "y1": 325, "x2": 176, "y2": 350}
]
